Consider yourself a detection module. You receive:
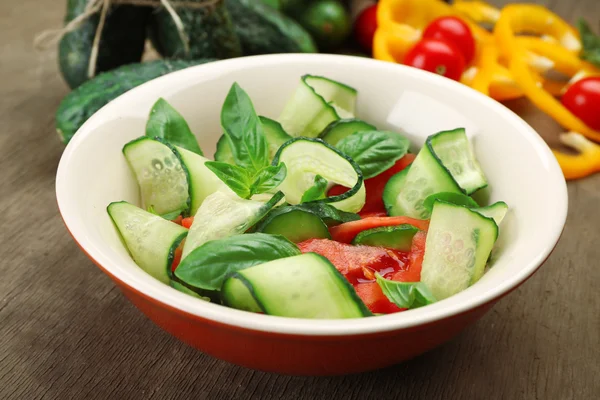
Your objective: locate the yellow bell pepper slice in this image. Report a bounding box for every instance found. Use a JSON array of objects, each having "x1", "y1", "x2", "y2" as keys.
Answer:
[
  {"x1": 553, "y1": 132, "x2": 600, "y2": 180},
  {"x1": 452, "y1": 0, "x2": 500, "y2": 25}
]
